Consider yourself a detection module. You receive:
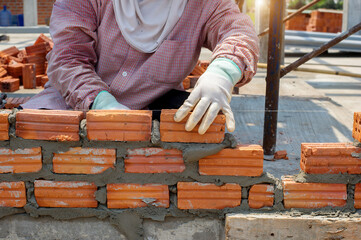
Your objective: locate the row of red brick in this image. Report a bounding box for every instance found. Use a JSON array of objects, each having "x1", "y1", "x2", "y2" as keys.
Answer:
[
  {"x1": 0, "y1": 145, "x2": 263, "y2": 176},
  {"x1": 2, "y1": 110, "x2": 361, "y2": 144},
  {"x1": 1, "y1": 179, "x2": 360, "y2": 210},
  {"x1": 0, "y1": 109, "x2": 226, "y2": 143}
]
